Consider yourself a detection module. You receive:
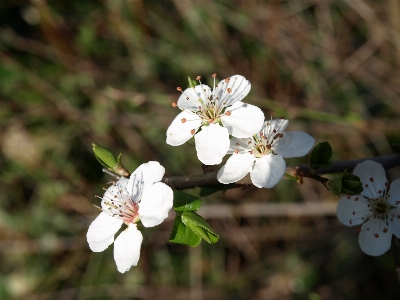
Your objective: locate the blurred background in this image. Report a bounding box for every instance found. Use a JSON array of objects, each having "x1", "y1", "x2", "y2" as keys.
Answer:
[{"x1": 1, "y1": 0, "x2": 400, "y2": 299}]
